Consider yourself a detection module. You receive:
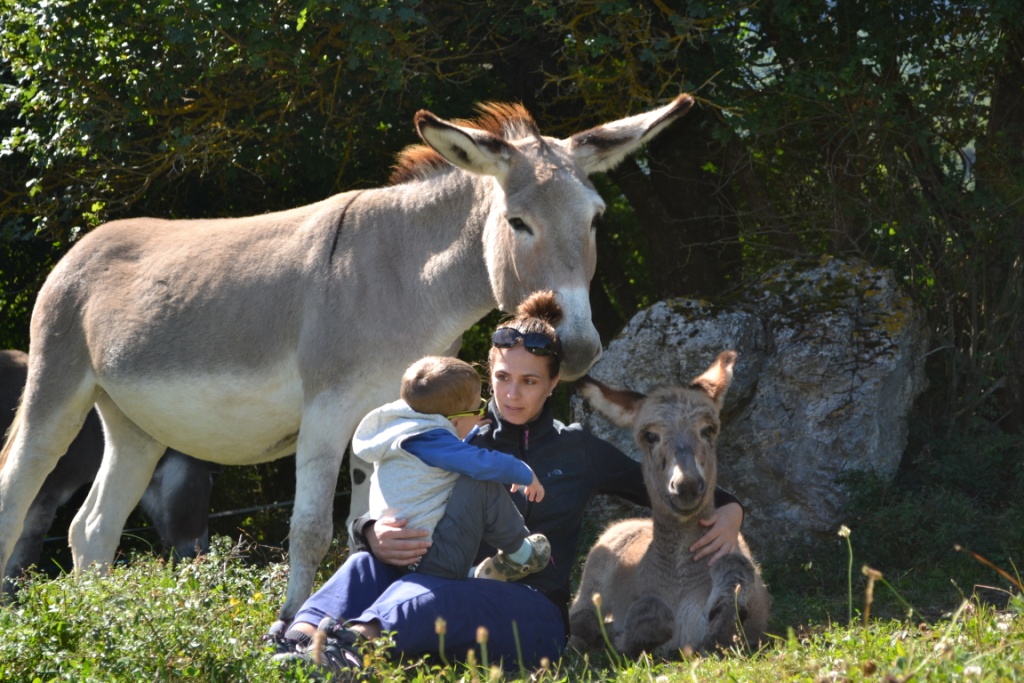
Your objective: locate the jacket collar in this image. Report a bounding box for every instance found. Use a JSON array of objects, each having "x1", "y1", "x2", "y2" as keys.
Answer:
[{"x1": 484, "y1": 398, "x2": 558, "y2": 448}]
